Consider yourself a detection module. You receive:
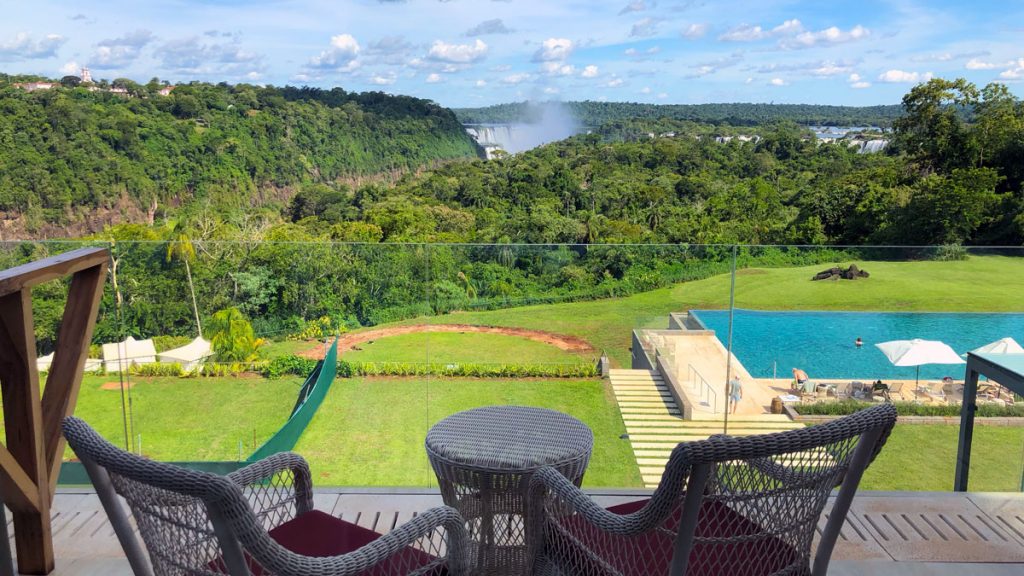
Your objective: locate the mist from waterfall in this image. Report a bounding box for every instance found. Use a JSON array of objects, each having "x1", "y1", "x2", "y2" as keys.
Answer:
[{"x1": 465, "y1": 102, "x2": 582, "y2": 159}]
